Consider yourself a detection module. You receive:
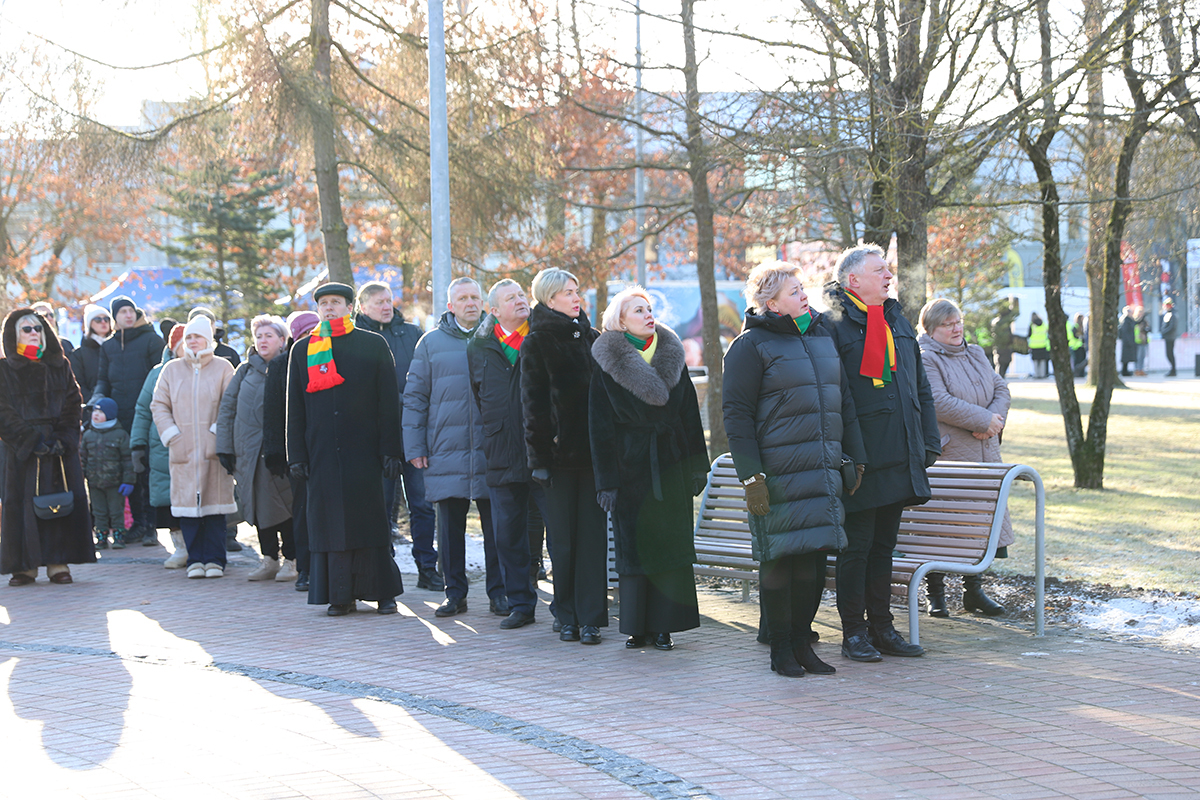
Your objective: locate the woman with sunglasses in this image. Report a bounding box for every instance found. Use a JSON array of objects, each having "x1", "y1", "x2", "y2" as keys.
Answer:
[
  {"x1": 0, "y1": 308, "x2": 95, "y2": 586},
  {"x1": 69, "y1": 304, "x2": 112, "y2": 401}
]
